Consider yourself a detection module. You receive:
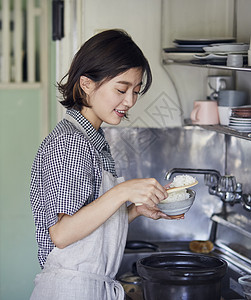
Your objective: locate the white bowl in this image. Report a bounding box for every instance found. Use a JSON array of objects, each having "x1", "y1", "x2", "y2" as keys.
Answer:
[
  {"x1": 157, "y1": 189, "x2": 196, "y2": 216},
  {"x1": 243, "y1": 293, "x2": 251, "y2": 300},
  {"x1": 239, "y1": 275, "x2": 251, "y2": 299}
]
